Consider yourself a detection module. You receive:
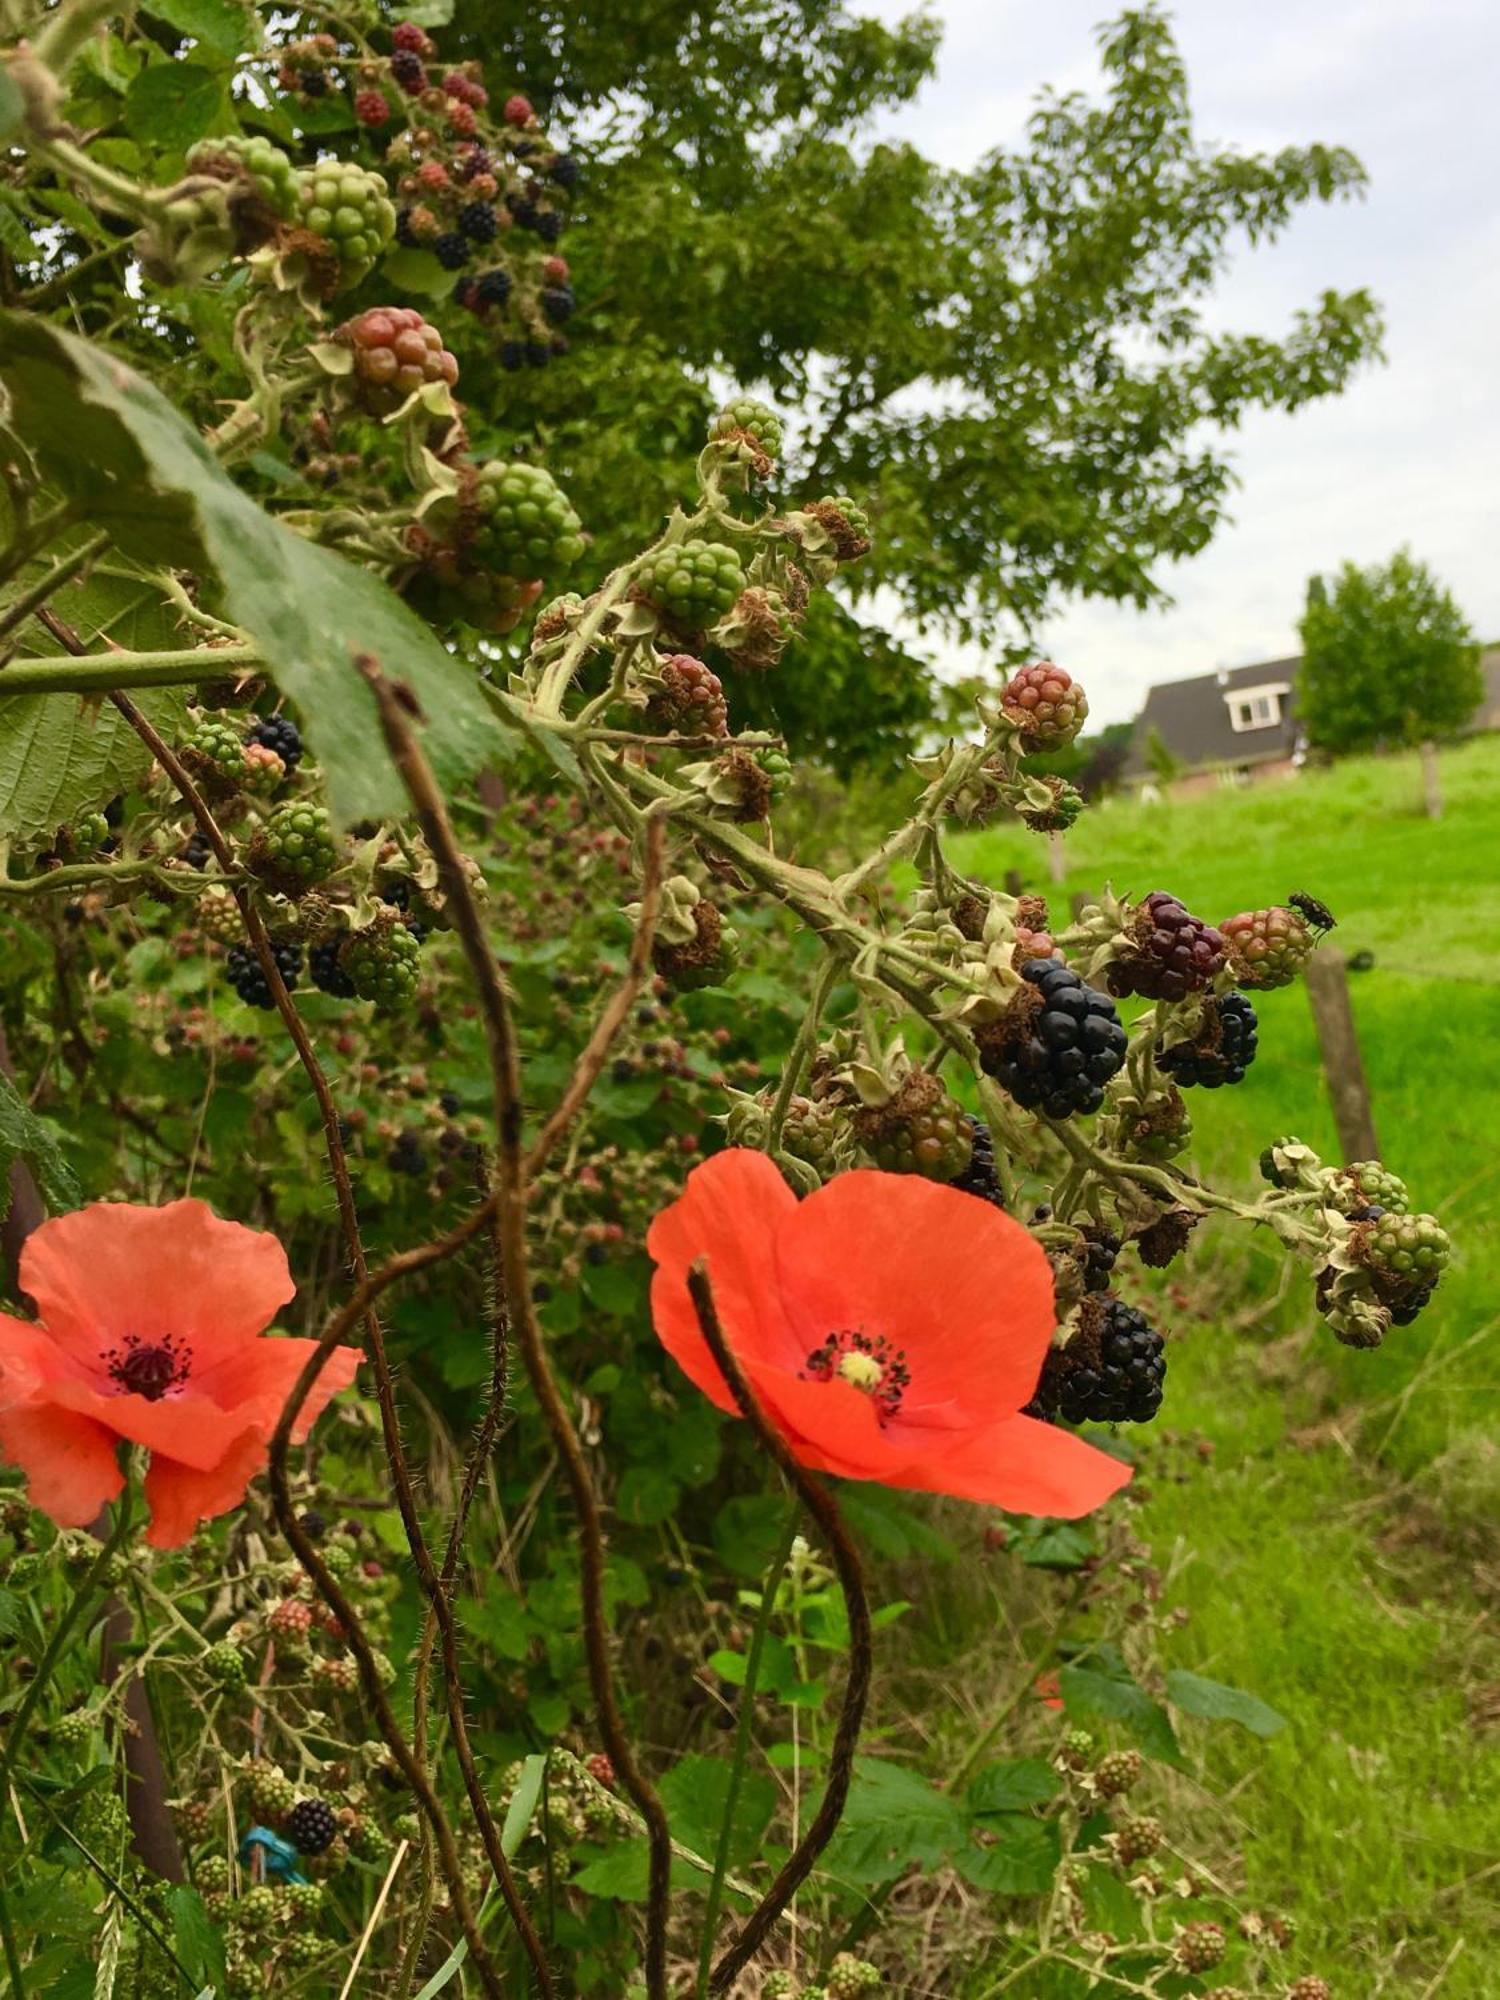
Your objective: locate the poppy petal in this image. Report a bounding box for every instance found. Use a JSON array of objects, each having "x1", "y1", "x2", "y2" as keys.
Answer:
[
  {"x1": 891, "y1": 1411, "x2": 1132, "y2": 1517},
  {"x1": 142, "y1": 1431, "x2": 272, "y2": 1548},
  {"x1": 647, "y1": 1149, "x2": 800, "y2": 1411},
  {"x1": 0, "y1": 1402, "x2": 123, "y2": 1527},
  {"x1": 192, "y1": 1337, "x2": 363, "y2": 1439},
  {"x1": 20, "y1": 1199, "x2": 295, "y2": 1373},
  {"x1": 773, "y1": 1172, "x2": 1056, "y2": 1423}
]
